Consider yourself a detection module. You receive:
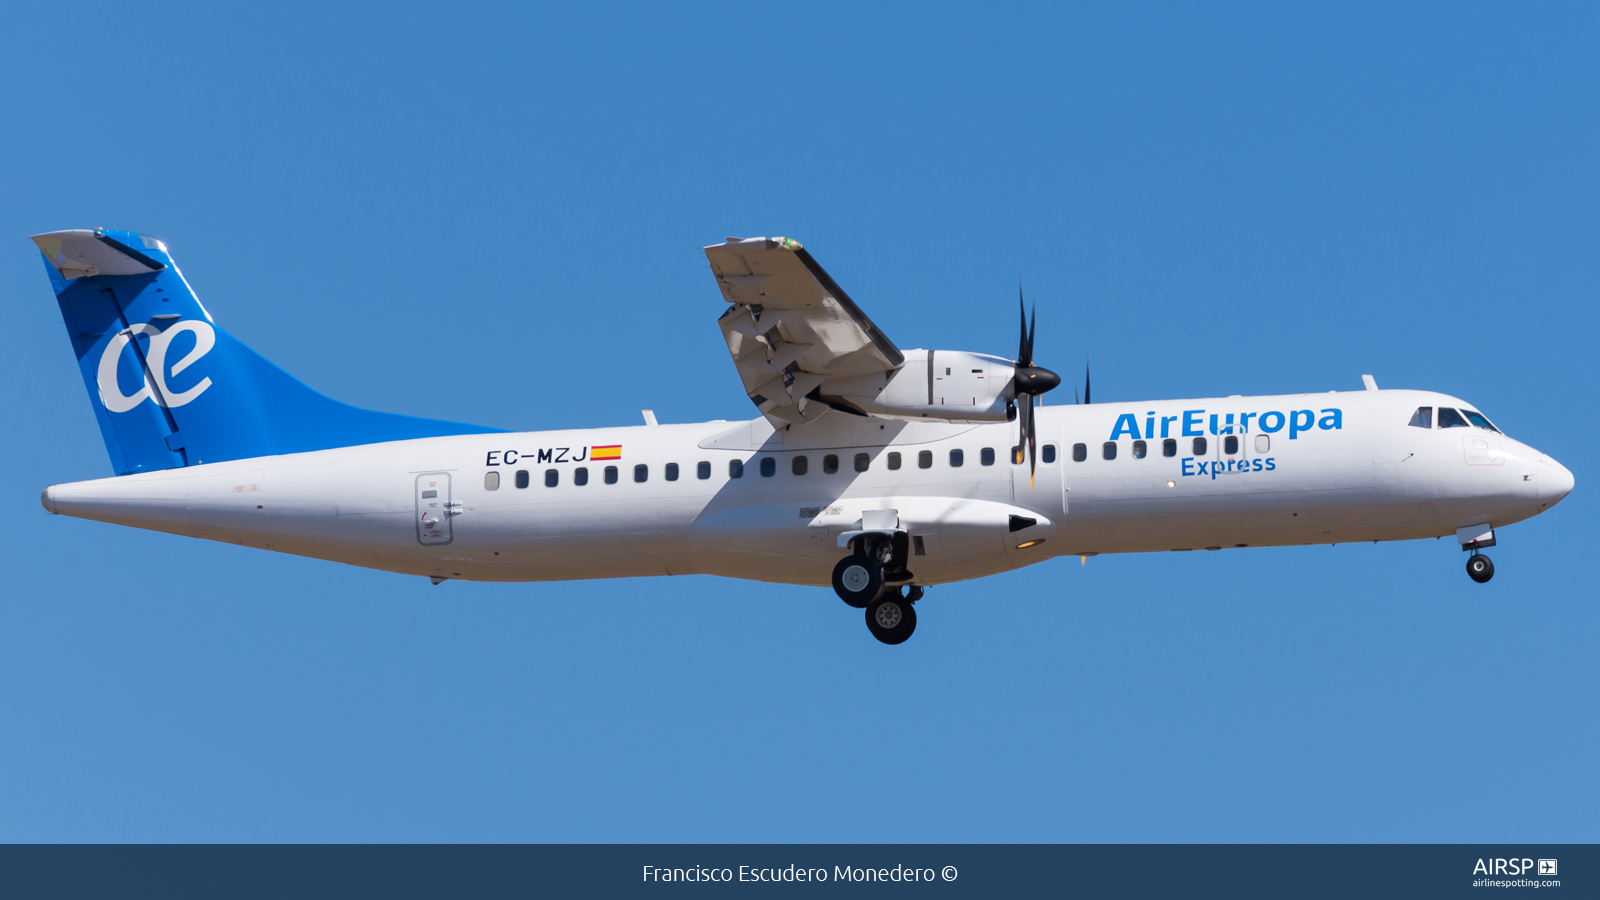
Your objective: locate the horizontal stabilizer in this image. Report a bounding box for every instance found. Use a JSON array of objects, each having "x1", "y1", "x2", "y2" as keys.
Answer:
[{"x1": 33, "y1": 229, "x2": 167, "y2": 280}]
